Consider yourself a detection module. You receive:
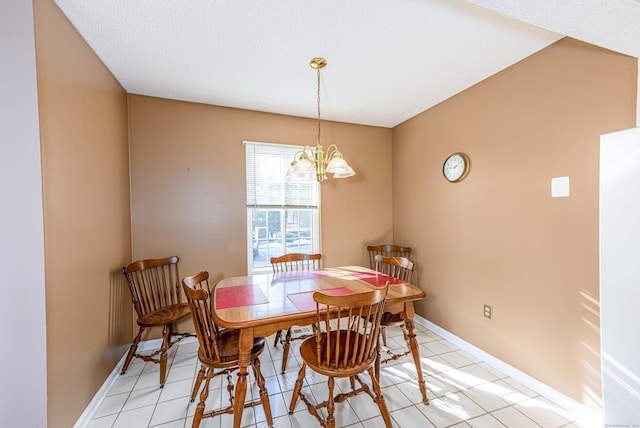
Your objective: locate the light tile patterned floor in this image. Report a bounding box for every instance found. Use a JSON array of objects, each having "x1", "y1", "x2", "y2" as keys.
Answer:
[{"x1": 86, "y1": 324, "x2": 594, "y2": 428}]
